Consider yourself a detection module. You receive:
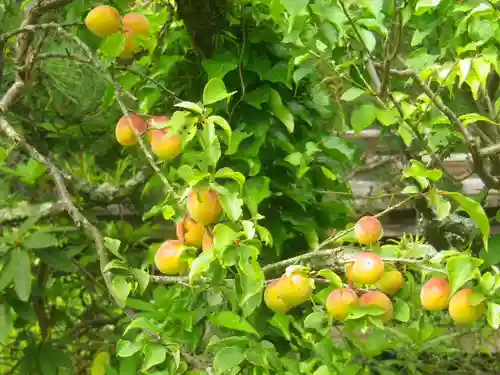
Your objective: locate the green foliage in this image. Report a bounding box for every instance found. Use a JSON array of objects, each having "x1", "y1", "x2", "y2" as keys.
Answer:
[{"x1": 1, "y1": 0, "x2": 500, "y2": 374}]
